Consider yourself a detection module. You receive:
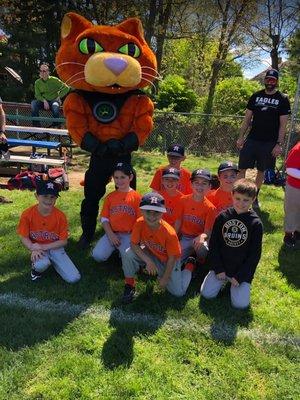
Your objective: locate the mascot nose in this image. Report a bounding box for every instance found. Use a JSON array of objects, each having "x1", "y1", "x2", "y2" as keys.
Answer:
[{"x1": 104, "y1": 57, "x2": 128, "y2": 75}]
